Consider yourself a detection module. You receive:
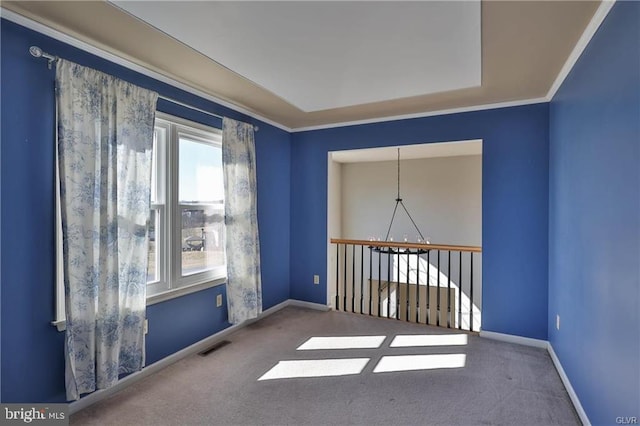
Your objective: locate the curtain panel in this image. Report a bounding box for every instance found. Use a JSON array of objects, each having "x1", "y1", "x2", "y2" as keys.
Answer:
[
  {"x1": 56, "y1": 59, "x2": 158, "y2": 400},
  {"x1": 222, "y1": 118, "x2": 262, "y2": 324}
]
